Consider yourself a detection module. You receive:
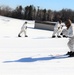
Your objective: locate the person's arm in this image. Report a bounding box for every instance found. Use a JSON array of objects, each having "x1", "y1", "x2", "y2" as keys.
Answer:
[{"x1": 66, "y1": 26, "x2": 73, "y2": 38}]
